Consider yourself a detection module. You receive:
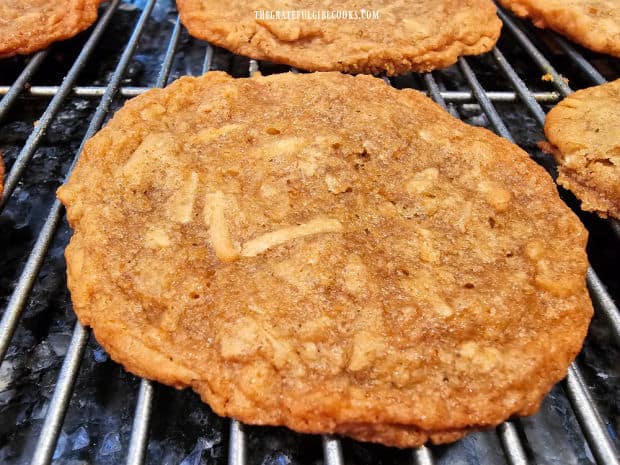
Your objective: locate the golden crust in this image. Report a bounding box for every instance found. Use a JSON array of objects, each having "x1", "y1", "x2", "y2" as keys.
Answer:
[
  {"x1": 176, "y1": 0, "x2": 501, "y2": 75},
  {"x1": 58, "y1": 72, "x2": 592, "y2": 447},
  {"x1": 0, "y1": 0, "x2": 100, "y2": 59},
  {"x1": 543, "y1": 79, "x2": 620, "y2": 219},
  {"x1": 498, "y1": 0, "x2": 620, "y2": 57},
  {"x1": 334, "y1": 423, "x2": 471, "y2": 448}
]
